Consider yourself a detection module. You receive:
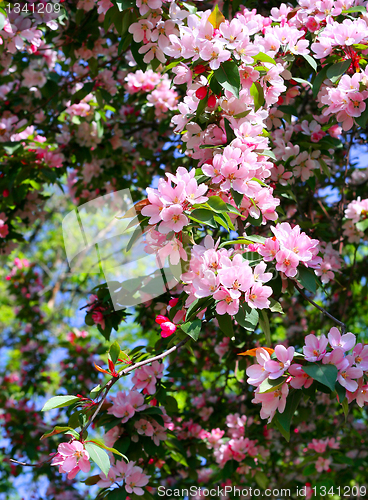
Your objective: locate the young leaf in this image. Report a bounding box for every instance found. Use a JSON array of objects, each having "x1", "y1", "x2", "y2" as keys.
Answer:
[
  {"x1": 41, "y1": 426, "x2": 73, "y2": 440},
  {"x1": 109, "y1": 341, "x2": 120, "y2": 365},
  {"x1": 180, "y1": 319, "x2": 201, "y2": 341},
  {"x1": 41, "y1": 395, "x2": 80, "y2": 412},
  {"x1": 87, "y1": 439, "x2": 128, "y2": 460},
  {"x1": 252, "y1": 52, "x2": 276, "y2": 65},
  {"x1": 297, "y1": 266, "x2": 317, "y2": 294},
  {"x1": 206, "y1": 196, "x2": 228, "y2": 213},
  {"x1": 356, "y1": 219, "x2": 368, "y2": 232},
  {"x1": 259, "y1": 310, "x2": 271, "y2": 344},
  {"x1": 208, "y1": 5, "x2": 225, "y2": 29},
  {"x1": 213, "y1": 61, "x2": 241, "y2": 99},
  {"x1": 326, "y1": 60, "x2": 351, "y2": 82},
  {"x1": 312, "y1": 65, "x2": 330, "y2": 99},
  {"x1": 303, "y1": 54, "x2": 317, "y2": 72},
  {"x1": 303, "y1": 363, "x2": 338, "y2": 392},
  {"x1": 250, "y1": 82, "x2": 265, "y2": 111},
  {"x1": 275, "y1": 390, "x2": 303, "y2": 441},
  {"x1": 235, "y1": 304, "x2": 259, "y2": 331},
  {"x1": 85, "y1": 442, "x2": 111, "y2": 477},
  {"x1": 238, "y1": 347, "x2": 274, "y2": 357},
  {"x1": 259, "y1": 376, "x2": 286, "y2": 394},
  {"x1": 217, "y1": 313, "x2": 234, "y2": 336},
  {"x1": 292, "y1": 77, "x2": 312, "y2": 87}
]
